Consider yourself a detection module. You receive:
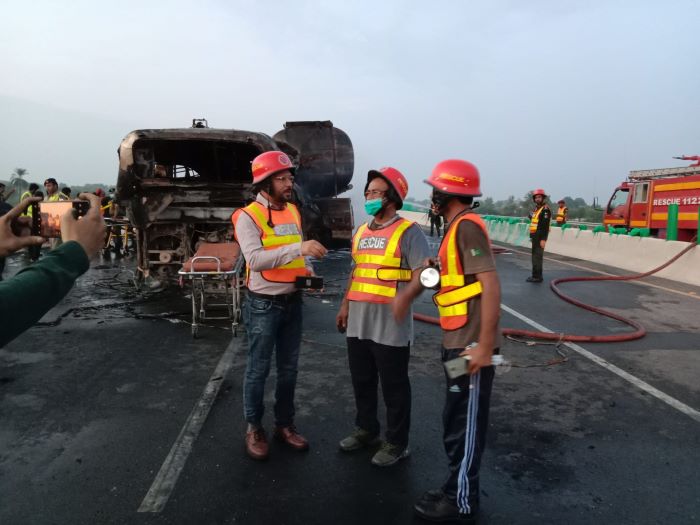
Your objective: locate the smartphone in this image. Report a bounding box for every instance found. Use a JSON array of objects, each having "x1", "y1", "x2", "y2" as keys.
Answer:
[
  {"x1": 295, "y1": 275, "x2": 324, "y2": 290},
  {"x1": 32, "y1": 200, "x2": 90, "y2": 238}
]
